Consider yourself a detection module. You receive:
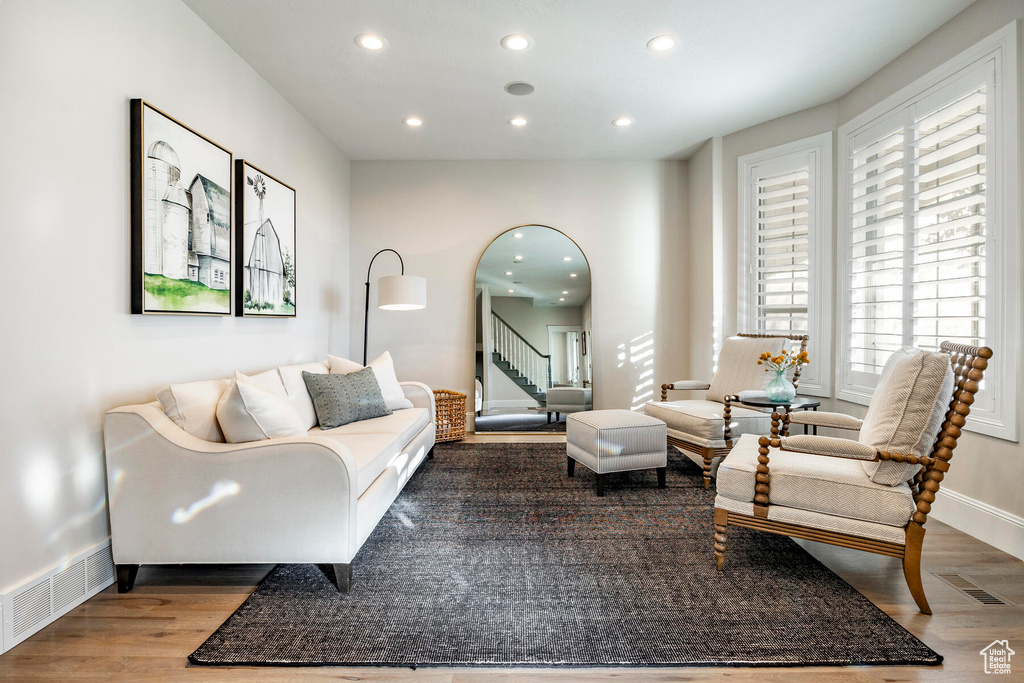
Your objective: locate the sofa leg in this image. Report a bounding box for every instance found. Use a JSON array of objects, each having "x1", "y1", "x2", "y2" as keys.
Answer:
[
  {"x1": 427, "y1": 446, "x2": 435, "y2": 459},
  {"x1": 116, "y1": 564, "x2": 139, "y2": 593},
  {"x1": 657, "y1": 466, "x2": 666, "y2": 488},
  {"x1": 567, "y1": 456, "x2": 576, "y2": 477},
  {"x1": 319, "y1": 563, "x2": 353, "y2": 593}
]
